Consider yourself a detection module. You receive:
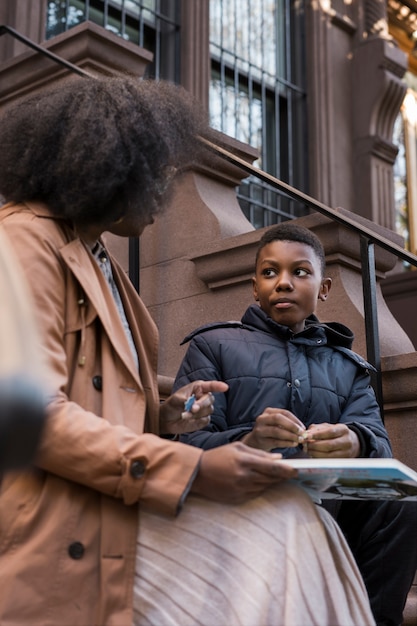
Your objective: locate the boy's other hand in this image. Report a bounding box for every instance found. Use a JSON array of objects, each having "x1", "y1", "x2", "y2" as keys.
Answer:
[{"x1": 302, "y1": 423, "x2": 360, "y2": 458}]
